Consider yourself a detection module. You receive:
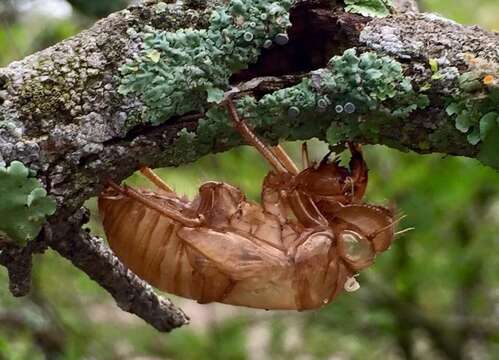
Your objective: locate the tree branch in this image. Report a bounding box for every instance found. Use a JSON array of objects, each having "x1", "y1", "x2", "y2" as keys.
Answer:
[
  {"x1": 48, "y1": 208, "x2": 190, "y2": 332},
  {"x1": 0, "y1": 236, "x2": 47, "y2": 297},
  {"x1": 0, "y1": 0, "x2": 497, "y2": 330}
]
